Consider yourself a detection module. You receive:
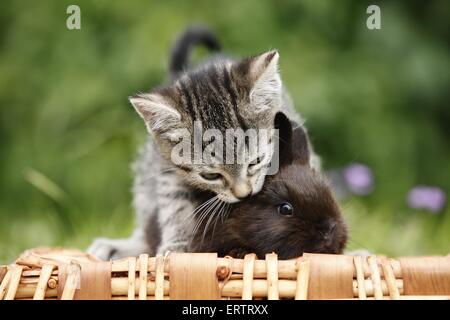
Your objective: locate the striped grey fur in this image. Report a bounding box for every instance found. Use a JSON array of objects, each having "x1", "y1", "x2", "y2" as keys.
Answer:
[{"x1": 87, "y1": 28, "x2": 320, "y2": 260}]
